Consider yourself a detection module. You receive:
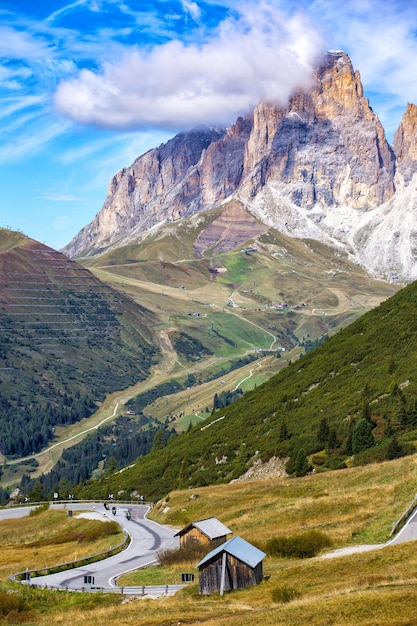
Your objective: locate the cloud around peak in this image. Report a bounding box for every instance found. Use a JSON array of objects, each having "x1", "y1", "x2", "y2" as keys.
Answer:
[{"x1": 53, "y1": 3, "x2": 324, "y2": 131}]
